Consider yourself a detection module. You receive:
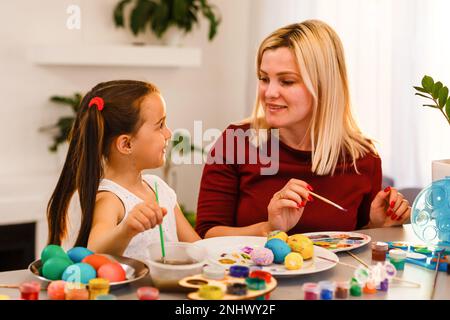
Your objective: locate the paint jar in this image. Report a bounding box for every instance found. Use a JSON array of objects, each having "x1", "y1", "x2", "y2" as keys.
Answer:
[
  {"x1": 65, "y1": 282, "x2": 89, "y2": 300},
  {"x1": 379, "y1": 278, "x2": 389, "y2": 292},
  {"x1": 350, "y1": 282, "x2": 362, "y2": 297},
  {"x1": 335, "y1": 281, "x2": 349, "y2": 299},
  {"x1": 88, "y1": 278, "x2": 110, "y2": 300},
  {"x1": 371, "y1": 242, "x2": 389, "y2": 262},
  {"x1": 302, "y1": 282, "x2": 319, "y2": 300},
  {"x1": 95, "y1": 294, "x2": 117, "y2": 300},
  {"x1": 363, "y1": 280, "x2": 377, "y2": 294},
  {"x1": 136, "y1": 287, "x2": 159, "y2": 300},
  {"x1": 19, "y1": 281, "x2": 41, "y2": 300},
  {"x1": 389, "y1": 249, "x2": 407, "y2": 271},
  {"x1": 318, "y1": 281, "x2": 335, "y2": 300}
]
